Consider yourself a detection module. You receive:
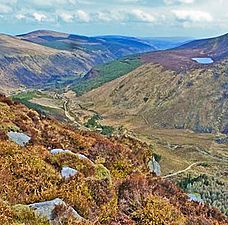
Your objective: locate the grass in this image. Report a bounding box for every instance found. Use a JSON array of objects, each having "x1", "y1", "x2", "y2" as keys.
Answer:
[
  {"x1": 11, "y1": 91, "x2": 64, "y2": 120},
  {"x1": 71, "y1": 57, "x2": 142, "y2": 95}
]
